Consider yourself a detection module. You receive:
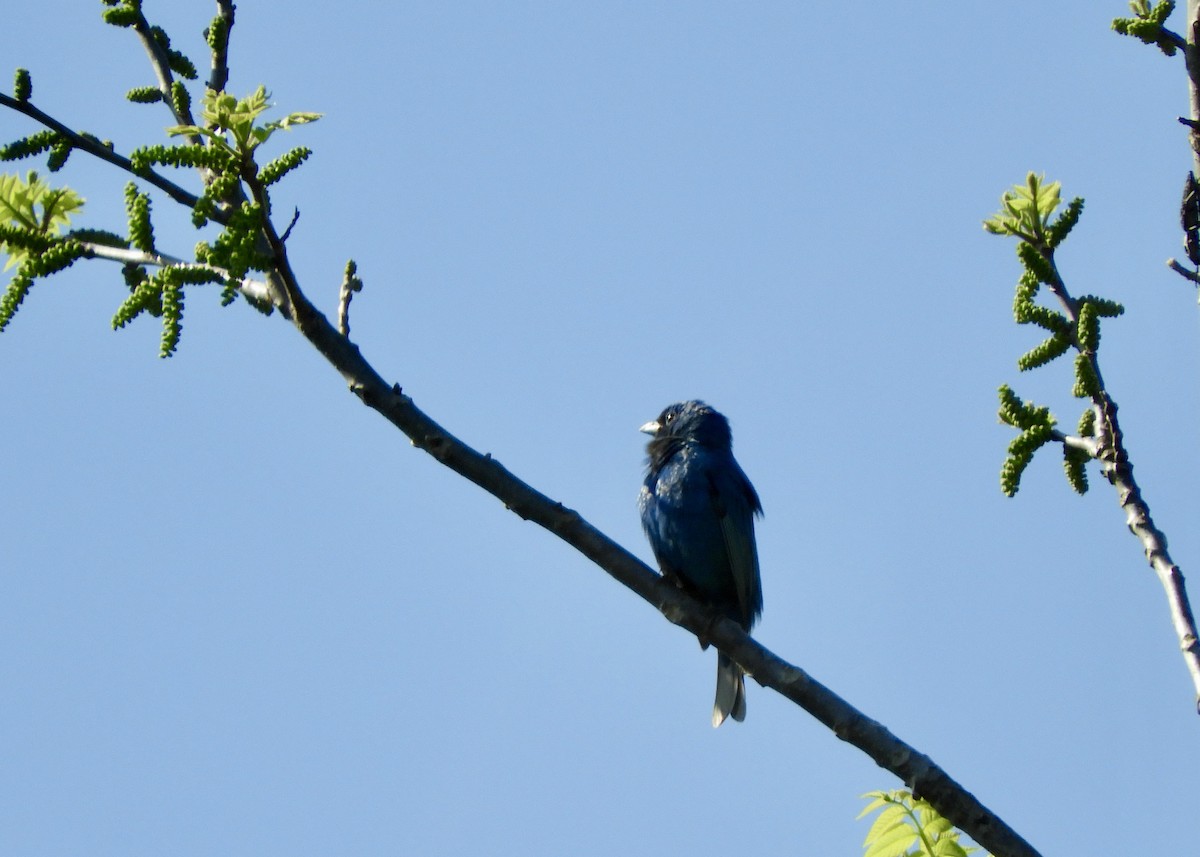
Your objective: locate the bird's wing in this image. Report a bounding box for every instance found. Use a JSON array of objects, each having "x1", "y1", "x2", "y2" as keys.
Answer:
[{"x1": 709, "y1": 465, "x2": 763, "y2": 626}]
